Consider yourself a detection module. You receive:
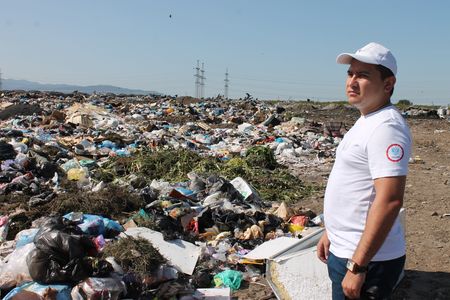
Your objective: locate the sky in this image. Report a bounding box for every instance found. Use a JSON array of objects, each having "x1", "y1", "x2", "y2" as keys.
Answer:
[{"x1": 1, "y1": 0, "x2": 449, "y2": 105}]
